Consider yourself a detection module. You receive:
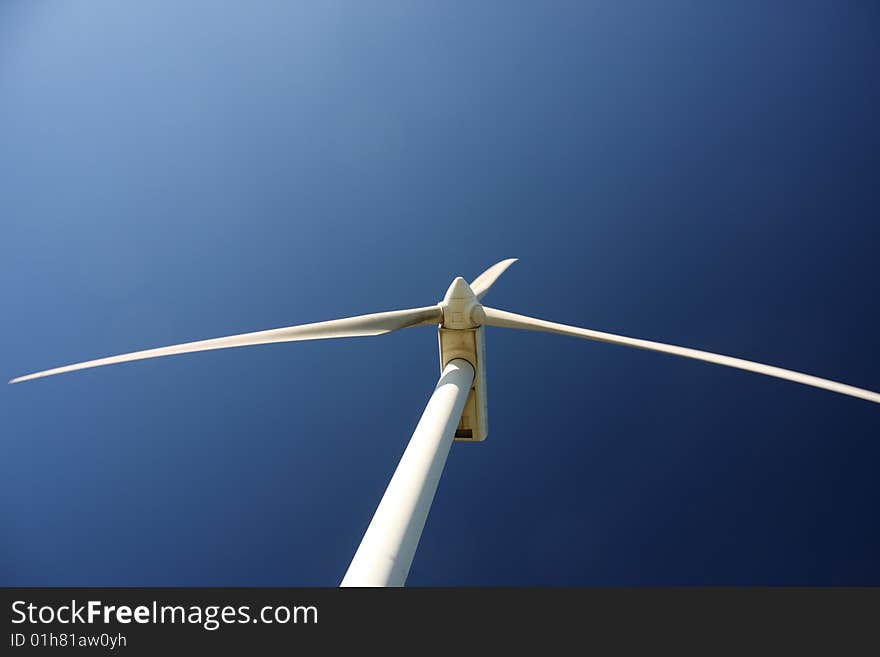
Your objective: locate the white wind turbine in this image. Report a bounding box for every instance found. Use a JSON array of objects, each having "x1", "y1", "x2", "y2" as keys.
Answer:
[{"x1": 10, "y1": 259, "x2": 880, "y2": 586}]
